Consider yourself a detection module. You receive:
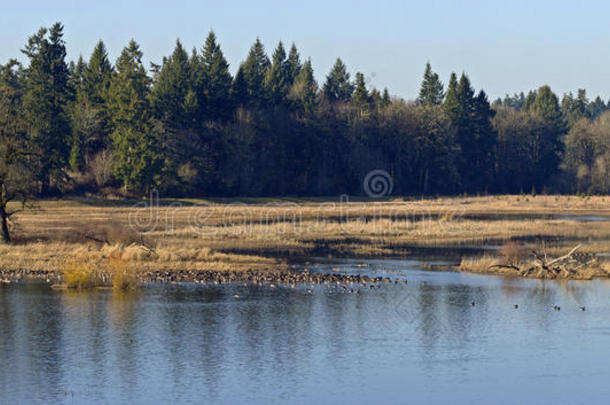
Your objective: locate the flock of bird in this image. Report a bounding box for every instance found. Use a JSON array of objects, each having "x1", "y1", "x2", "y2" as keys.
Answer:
[{"x1": 0, "y1": 266, "x2": 590, "y2": 312}]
